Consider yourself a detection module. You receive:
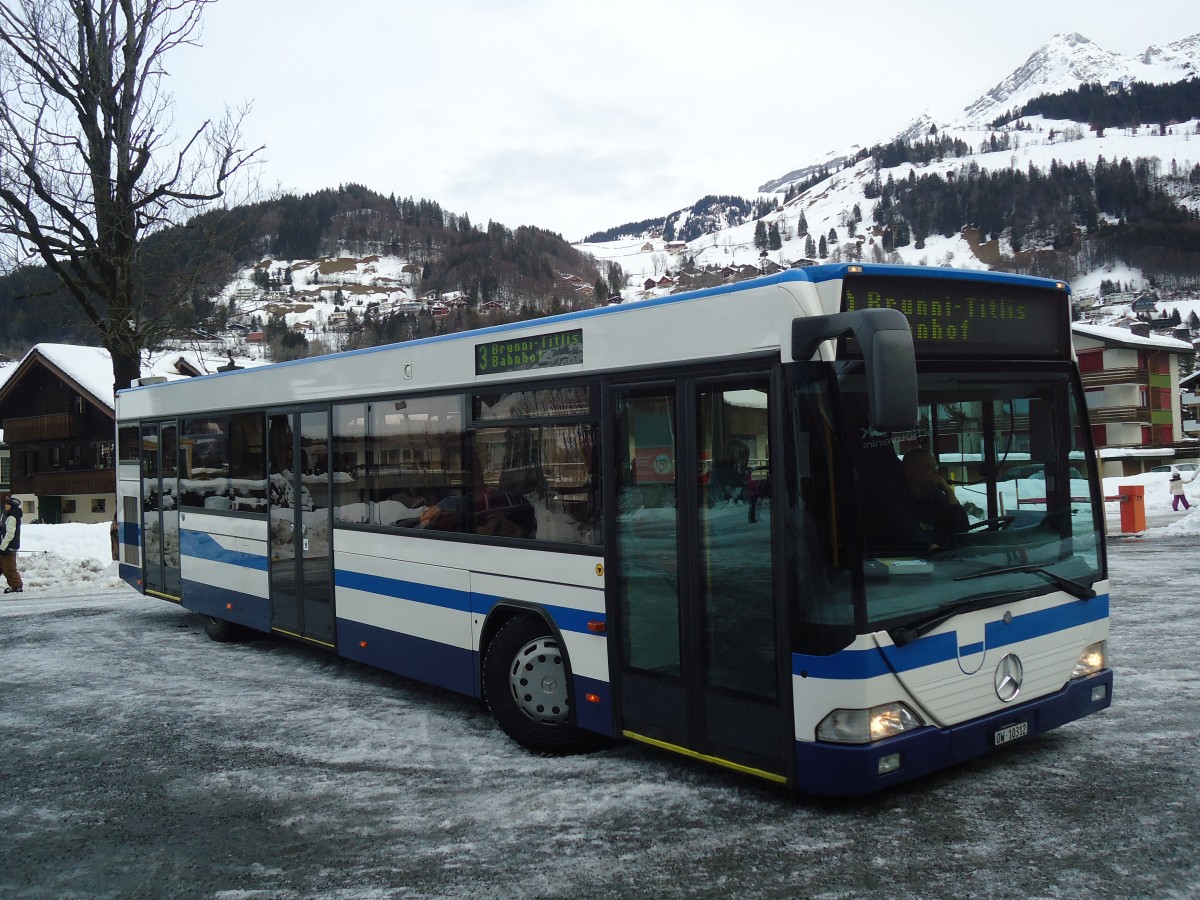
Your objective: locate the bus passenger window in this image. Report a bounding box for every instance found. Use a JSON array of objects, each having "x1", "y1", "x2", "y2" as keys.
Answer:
[
  {"x1": 229, "y1": 412, "x2": 266, "y2": 512},
  {"x1": 369, "y1": 395, "x2": 465, "y2": 530},
  {"x1": 179, "y1": 416, "x2": 230, "y2": 509},
  {"x1": 332, "y1": 403, "x2": 368, "y2": 523},
  {"x1": 469, "y1": 386, "x2": 600, "y2": 545}
]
